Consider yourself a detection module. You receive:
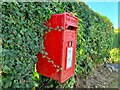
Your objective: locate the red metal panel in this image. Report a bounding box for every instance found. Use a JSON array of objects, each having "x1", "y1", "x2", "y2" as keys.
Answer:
[
  {"x1": 60, "y1": 30, "x2": 77, "y2": 83},
  {"x1": 36, "y1": 30, "x2": 63, "y2": 81},
  {"x1": 36, "y1": 12, "x2": 78, "y2": 83}
]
